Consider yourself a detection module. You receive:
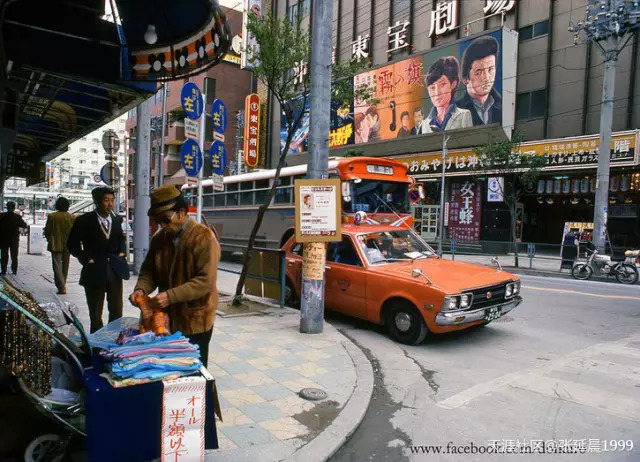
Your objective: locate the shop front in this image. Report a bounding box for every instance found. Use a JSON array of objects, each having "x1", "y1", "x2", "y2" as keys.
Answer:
[{"x1": 394, "y1": 130, "x2": 640, "y2": 248}]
